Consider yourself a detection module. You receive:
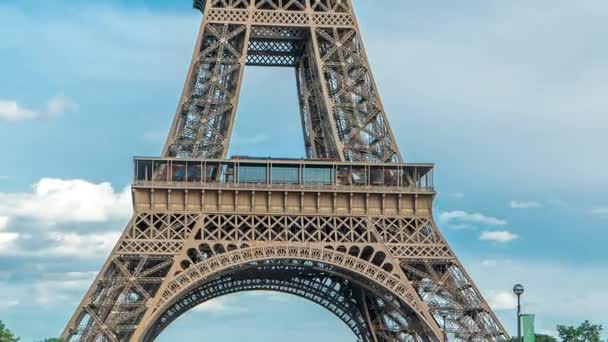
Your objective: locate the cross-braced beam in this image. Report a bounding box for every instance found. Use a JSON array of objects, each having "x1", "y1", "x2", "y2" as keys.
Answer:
[
  {"x1": 62, "y1": 1, "x2": 509, "y2": 341},
  {"x1": 163, "y1": 0, "x2": 403, "y2": 162}
]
